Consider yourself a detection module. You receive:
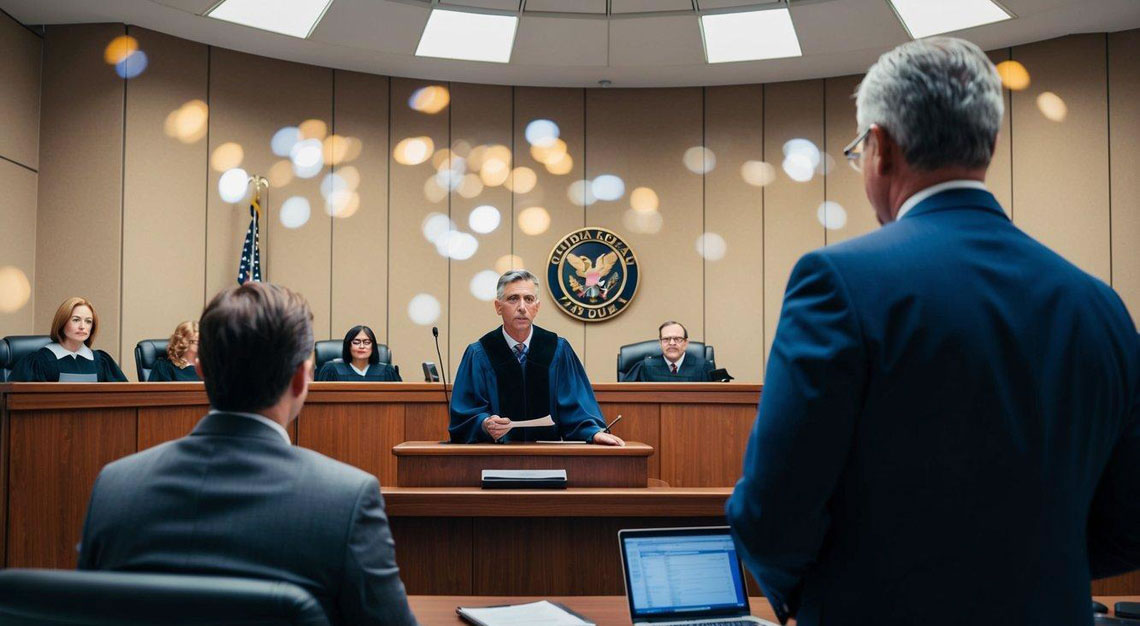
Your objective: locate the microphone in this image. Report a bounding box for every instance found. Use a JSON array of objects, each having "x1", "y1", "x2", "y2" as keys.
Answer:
[{"x1": 431, "y1": 326, "x2": 451, "y2": 412}]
